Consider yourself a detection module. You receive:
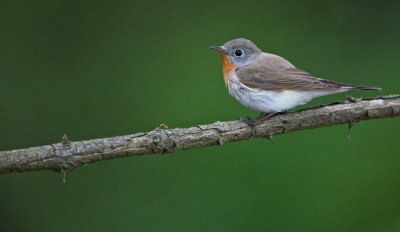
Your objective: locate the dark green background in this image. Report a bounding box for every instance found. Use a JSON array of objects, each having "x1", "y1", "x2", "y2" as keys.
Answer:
[{"x1": 1, "y1": 1, "x2": 400, "y2": 231}]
